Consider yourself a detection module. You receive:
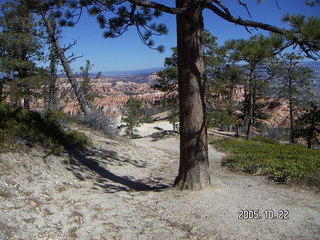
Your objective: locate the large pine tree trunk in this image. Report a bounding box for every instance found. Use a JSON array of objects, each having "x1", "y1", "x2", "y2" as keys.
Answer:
[
  {"x1": 41, "y1": 12, "x2": 92, "y2": 116},
  {"x1": 174, "y1": 0, "x2": 210, "y2": 190}
]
